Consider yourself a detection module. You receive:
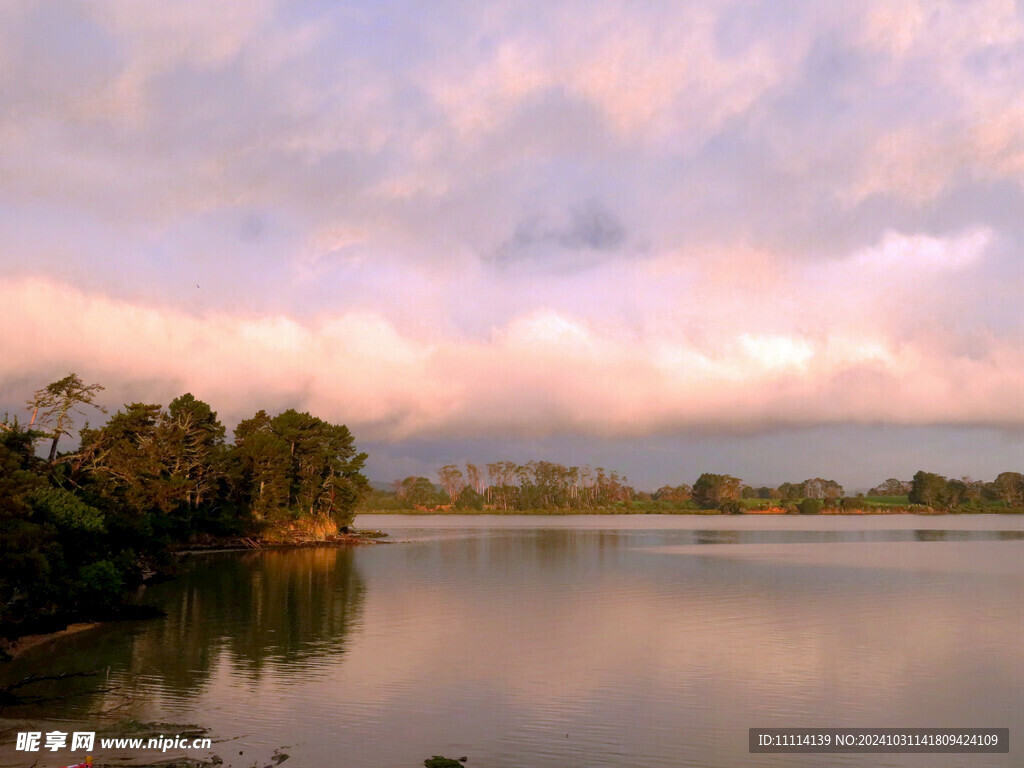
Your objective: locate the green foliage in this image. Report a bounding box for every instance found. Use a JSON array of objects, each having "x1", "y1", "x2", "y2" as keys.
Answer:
[
  {"x1": 29, "y1": 487, "x2": 106, "y2": 533},
  {"x1": 1, "y1": 422, "x2": 128, "y2": 625},
  {"x1": 0, "y1": 424, "x2": 49, "y2": 625},
  {"x1": 365, "y1": 460, "x2": 640, "y2": 512},
  {"x1": 692, "y1": 473, "x2": 742, "y2": 509},
  {"x1": 0, "y1": 423, "x2": 44, "y2": 512},
  {"x1": 993, "y1": 472, "x2": 1024, "y2": 507},
  {"x1": 798, "y1": 498, "x2": 823, "y2": 515},
  {"x1": 234, "y1": 409, "x2": 367, "y2": 529},
  {"x1": 71, "y1": 560, "x2": 124, "y2": 608},
  {"x1": 718, "y1": 499, "x2": 743, "y2": 515},
  {"x1": 76, "y1": 402, "x2": 172, "y2": 521},
  {"x1": 358, "y1": 487, "x2": 411, "y2": 510},
  {"x1": 395, "y1": 476, "x2": 445, "y2": 507},
  {"x1": 779, "y1": 478, "x2": 843, "y2": 500},
  {"x1": 74, "y1": 400, "x2": 367, "y2": 538},
  {"x1": 455, "y1": 485, "x2": 485, "y2": 510},
  {"x1": 453, "y1": 462, "x2": 630, "y2": 510},
  {"x1": 908, "y1": 470, "x2": 951, "y2": 509},
  {"x1": 778, "y1": 482, "x2": 802, "y2": 500},
  {"x1": 653, "y1": 484, "x2": 692, "y2": 503},
  {"x1": 801, "y1": 478, "x2": 844, "y2": 499},
  {"x1": 234, "y1": 410, "x2": 290, "y2": 520}
]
